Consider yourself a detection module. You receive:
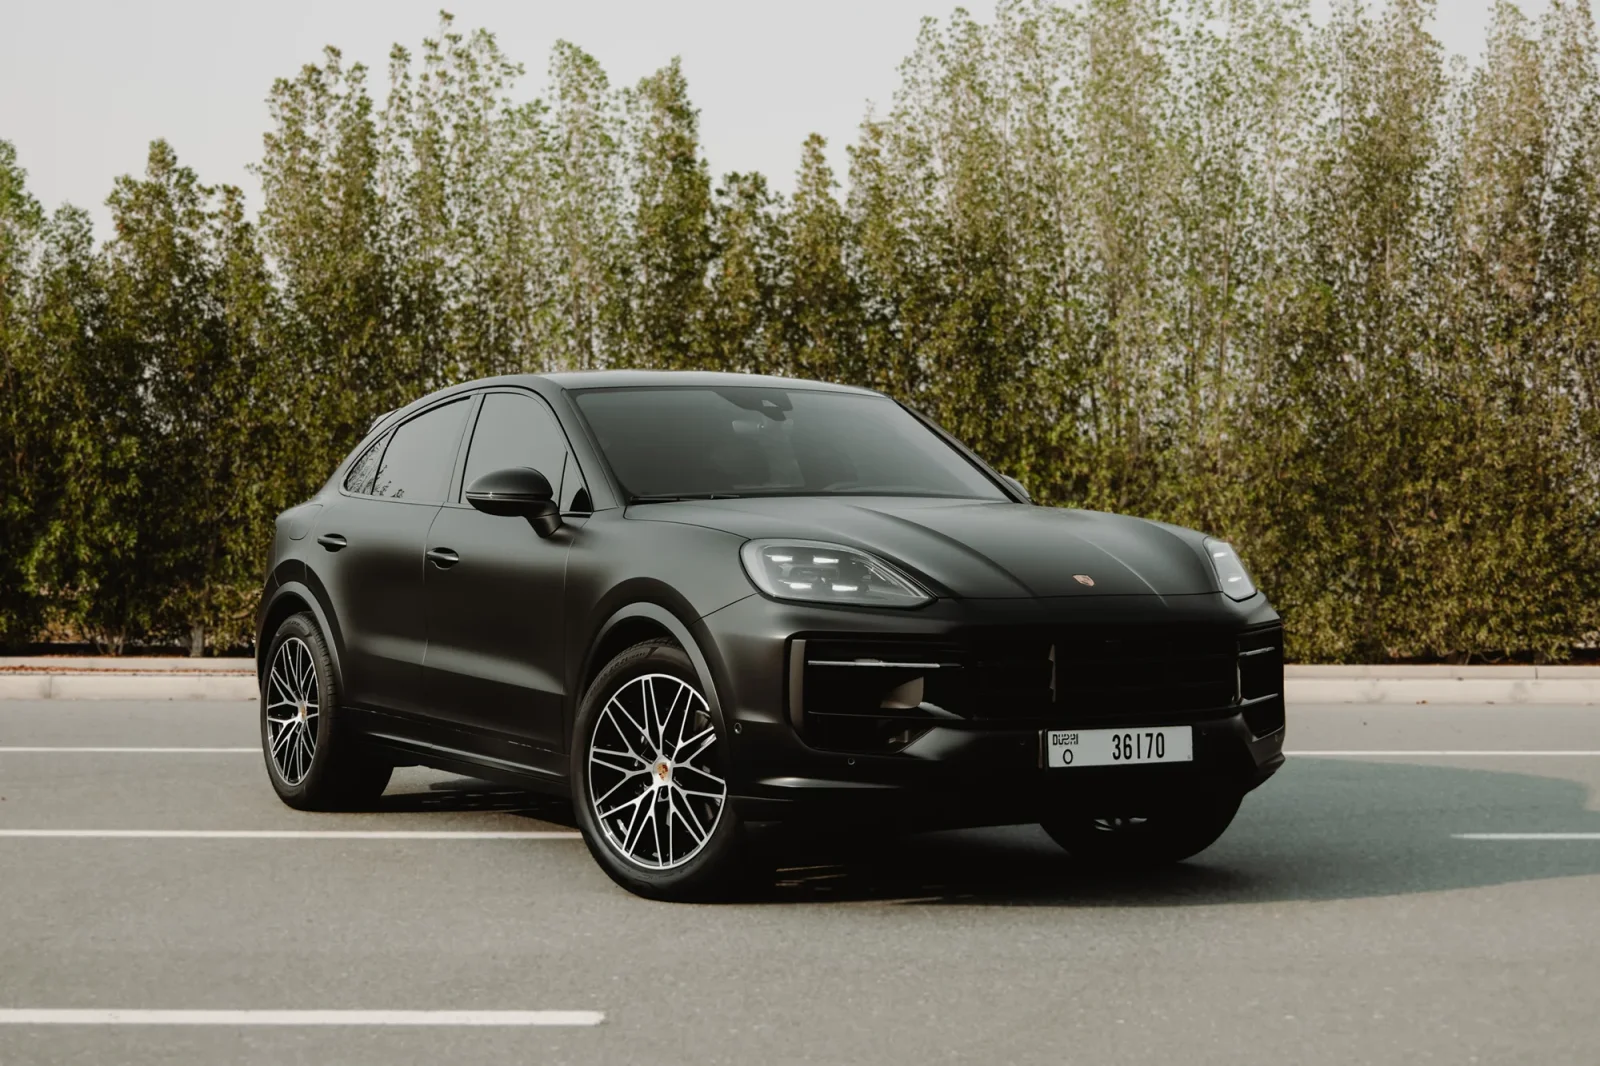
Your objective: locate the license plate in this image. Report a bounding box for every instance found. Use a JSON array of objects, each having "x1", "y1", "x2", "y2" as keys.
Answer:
[{"x1": 1043, "y1": 726, "x2": 1193, "y2": 769}]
